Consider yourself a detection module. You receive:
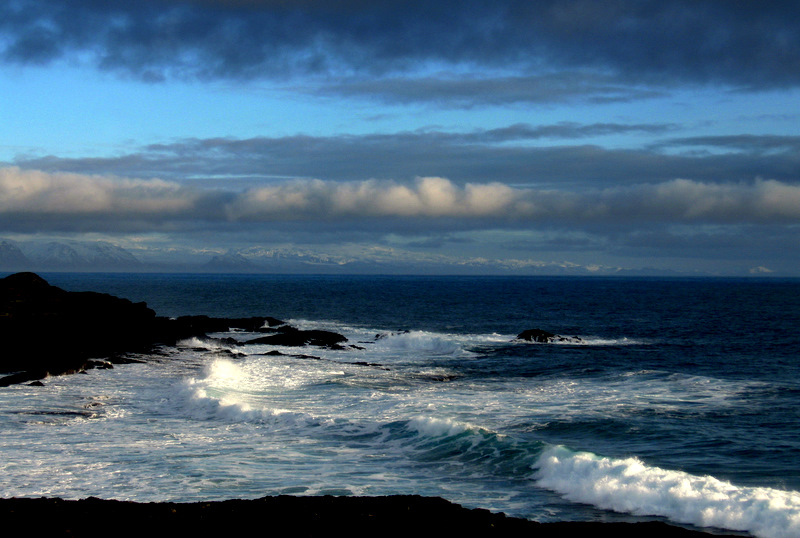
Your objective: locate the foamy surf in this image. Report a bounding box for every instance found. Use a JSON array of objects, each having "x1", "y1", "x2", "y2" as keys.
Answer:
[
  {"x1": 374, "y1": 331, "x2": 465, "y2": 355},
  {"x1": 171, "y1": 359, "x2": 324, "y2": 428},
  {"x1": 534, "y1": 445, "x2": 800, "y2": 538}
]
